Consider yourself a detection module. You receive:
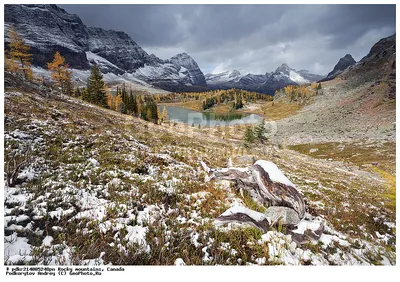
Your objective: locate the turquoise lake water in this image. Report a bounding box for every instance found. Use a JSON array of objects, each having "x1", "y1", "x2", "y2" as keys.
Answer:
[{"x1": 158, "y1": 106, "x2": 263, "y2": 127}]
